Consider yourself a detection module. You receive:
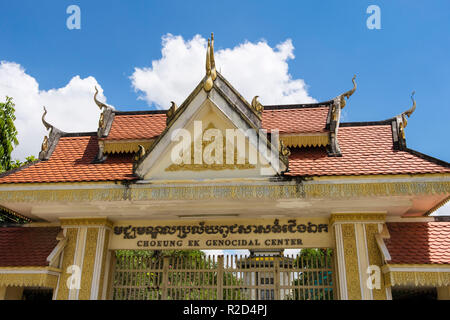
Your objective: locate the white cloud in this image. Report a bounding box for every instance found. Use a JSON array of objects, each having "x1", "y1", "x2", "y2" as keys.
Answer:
[
  {"x1": 0, "y1": 61, "x2": 107, "y2": 161},
  {"x1": 131, "y1": 34, "x2": 316, "y2": 109}
]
